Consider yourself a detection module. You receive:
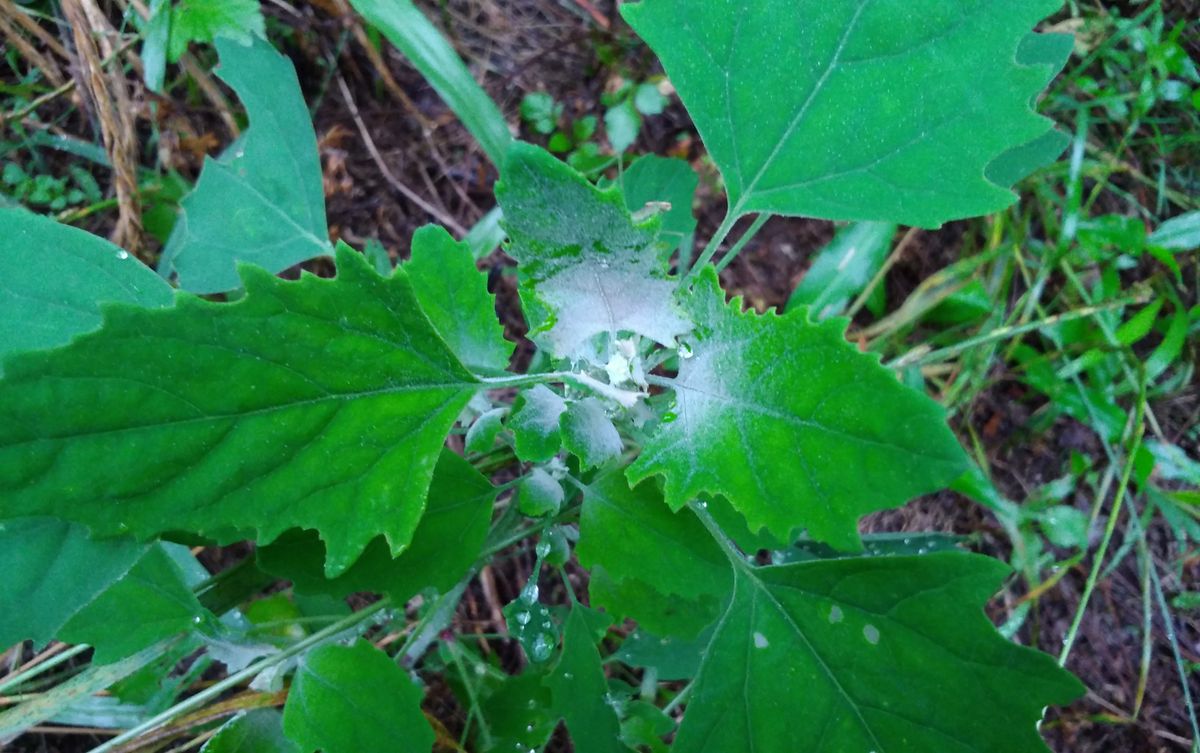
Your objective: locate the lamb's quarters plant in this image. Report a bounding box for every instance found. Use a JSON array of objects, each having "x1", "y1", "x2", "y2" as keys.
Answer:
[{"x1": 0, "y1": 1, "x2": 1088, "y2": 750}]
